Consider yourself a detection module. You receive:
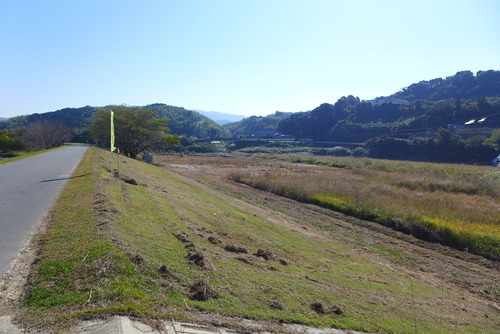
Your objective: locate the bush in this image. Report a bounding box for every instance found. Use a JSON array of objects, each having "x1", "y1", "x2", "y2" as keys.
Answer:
[{"x1": 331, "y1": 146, "x2": 352, "y2": 156}]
